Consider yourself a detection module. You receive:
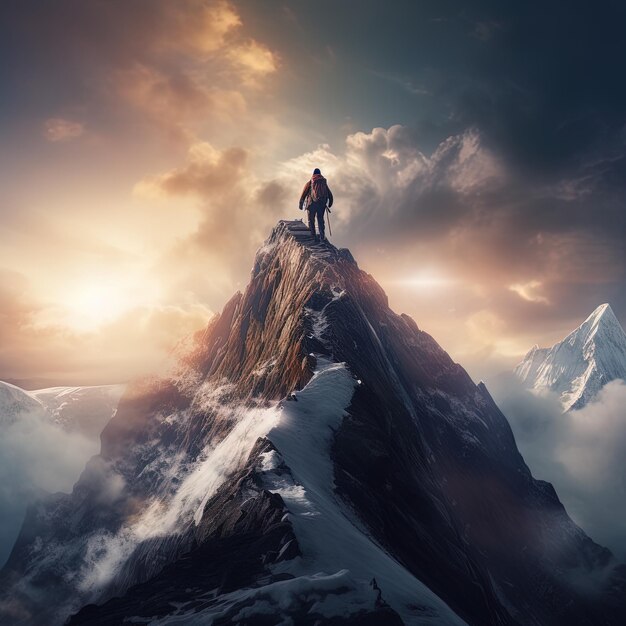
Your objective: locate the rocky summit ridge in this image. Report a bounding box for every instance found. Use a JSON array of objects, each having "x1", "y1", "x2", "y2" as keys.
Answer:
[{"x1": 2, "y1": 220, "x2": 626, "y2": 626}]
